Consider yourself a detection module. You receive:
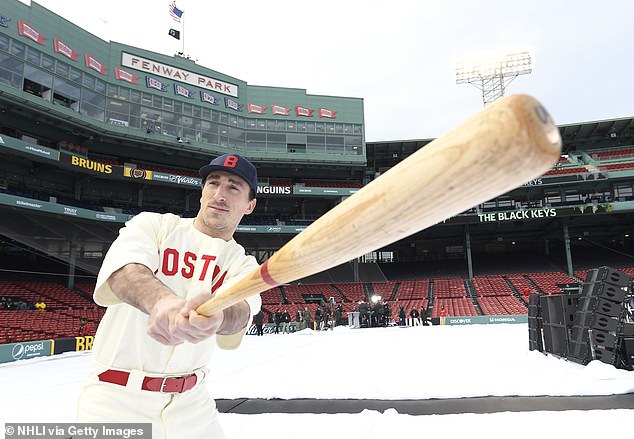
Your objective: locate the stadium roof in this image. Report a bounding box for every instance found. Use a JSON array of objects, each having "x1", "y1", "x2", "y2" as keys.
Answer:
[
  {"x1": 558, "y1": 116, "x2": 634, "y2": 152},
  {"x1": 367, "y1": 116, "x2": 634, "y2": 171}
]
